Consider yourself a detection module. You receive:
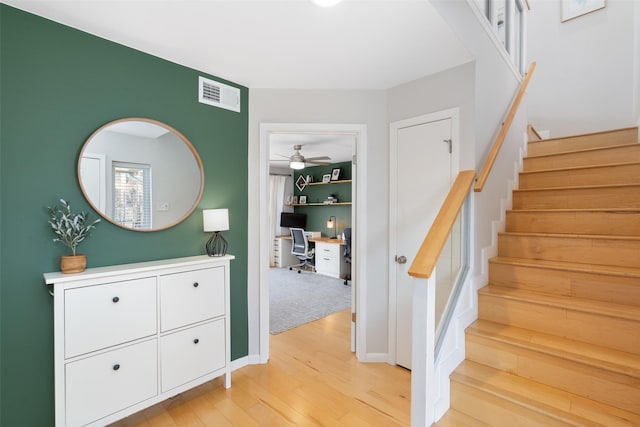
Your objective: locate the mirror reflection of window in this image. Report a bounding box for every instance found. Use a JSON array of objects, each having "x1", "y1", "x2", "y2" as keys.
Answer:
[{"x1": 112, "y1": 162, "x2": 152, "y2": 229}]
